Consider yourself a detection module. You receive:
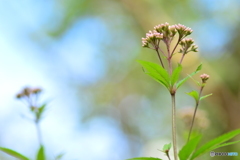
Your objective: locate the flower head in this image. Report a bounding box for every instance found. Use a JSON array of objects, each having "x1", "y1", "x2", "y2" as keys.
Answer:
[
  {"x1": 16, "y1": 87, "x2": 42, "y2": 99},
  {"x1": 142, "y1": 30, "x2": 163, "y2": 48},
  {"x1": 200, "y1": 73, "x2": 210, "y2": 83},
  {"x1": 179, "y1": 38, "x2": 198, "y2": 54},
  {"x1": 154, "y1": 22, "x2": 177, "y2": 40},
  {"x1": 175, "y1": 23, "x2": 193, "y2": 38}
]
